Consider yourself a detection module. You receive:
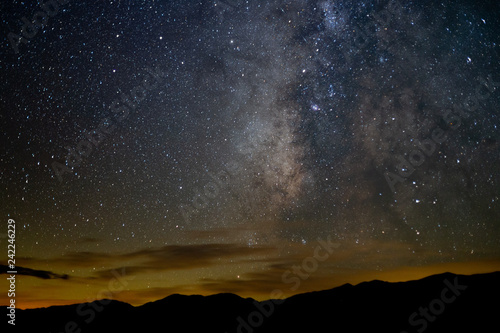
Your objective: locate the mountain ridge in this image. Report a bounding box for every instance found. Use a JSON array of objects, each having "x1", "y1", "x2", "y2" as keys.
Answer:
[{"x1": 6, "y1": 271, "x2": 500, "y2": 332}]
